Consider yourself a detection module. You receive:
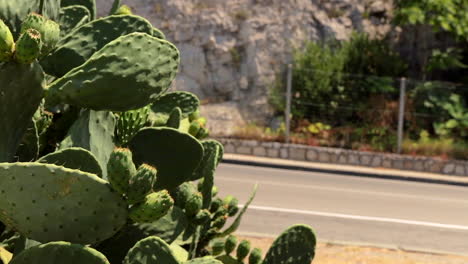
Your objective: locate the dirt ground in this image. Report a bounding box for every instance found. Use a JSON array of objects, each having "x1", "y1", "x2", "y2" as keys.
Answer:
[{"x1": 240, "y1": 236, "x2": 468, "y2": 264}]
